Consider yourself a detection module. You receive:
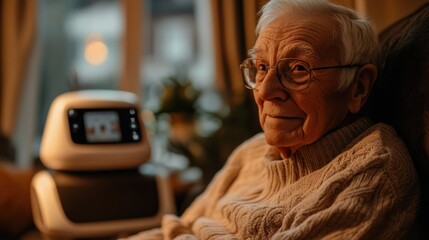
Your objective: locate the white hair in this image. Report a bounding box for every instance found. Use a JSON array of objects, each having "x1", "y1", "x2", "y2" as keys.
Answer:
[{"x1": 256, "y1": 0, "x2": 380, "y2": 90}]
